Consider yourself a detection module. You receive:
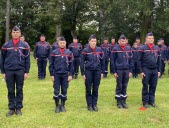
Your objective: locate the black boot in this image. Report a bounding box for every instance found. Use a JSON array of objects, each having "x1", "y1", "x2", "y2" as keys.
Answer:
[
  {"x1": 16, "y1": 109, "x2": 22, "y2": 116},
  {"x1": 74, "y1": 74, "x2": 78, "y2": 79},
  {"x1": 87, "y1": 106, "x2": 93, "y2": 111},
  {"x1": 55, "y1": 99, "x2": 60, "y2": 113},
  {"x1": 143, "y1": 102, "x2": 149, "y2": 108},
  {"x1": 93, "y1": 105, "x2": 98, "y2": 112},
  {"x1": 60, "y1": 100, "x2": 66, "y2": 112},
  {"x1": 104, "y1": 74, "x2": 107, "y2": 78},
  {"x1": 149, "y1": 102, "x2": 157, "y2": 108},
  {"x1": 121, "y1": 100, "x2": 128, "y2": 109},
  {"x1": 6, "y1": 109, "x2": 15, "y2": 117},
  {"x1": 117, "y1": 100, "x2": 123, "y2": 108}
]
